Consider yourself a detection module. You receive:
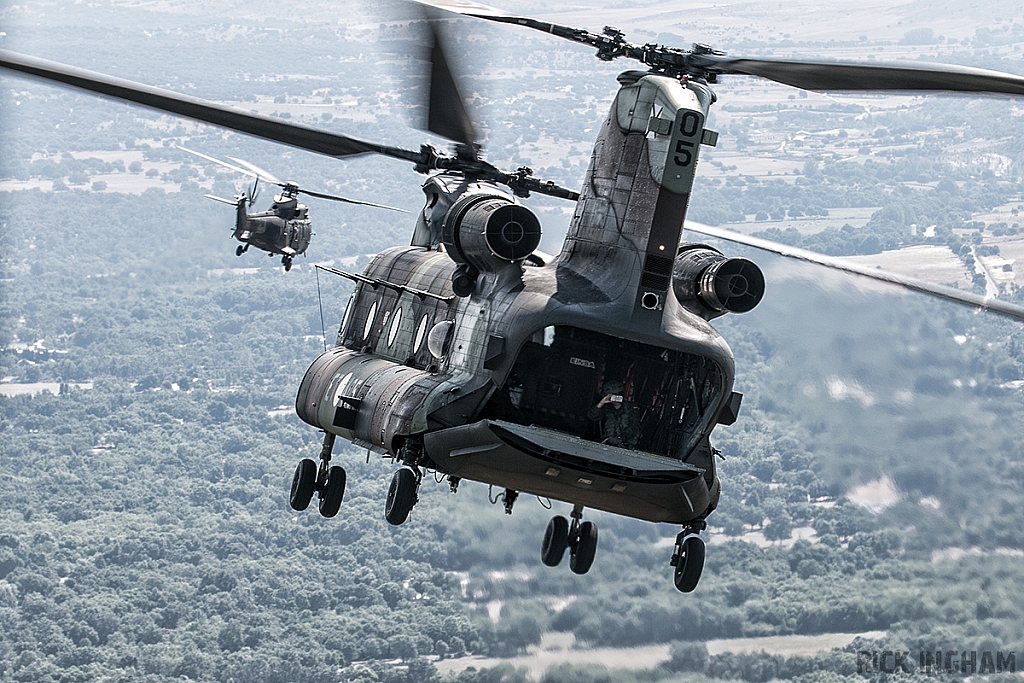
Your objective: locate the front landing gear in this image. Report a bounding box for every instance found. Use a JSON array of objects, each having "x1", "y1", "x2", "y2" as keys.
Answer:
[
  {"x1": 385, "y1": 467, "x2": 418, "y2": 525},
  {"x1": 289, "y1": 433, "x2": 346, "y2": 518},
  {"x1": 670, "y1": 523, "x2": 706, "y2": 593},
  {"x1": 541, "y1": 505, "x2": 599, "y2": 574},
  {"x1": 384, "y1": 440, "x2": 423, "y2": 526}
]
